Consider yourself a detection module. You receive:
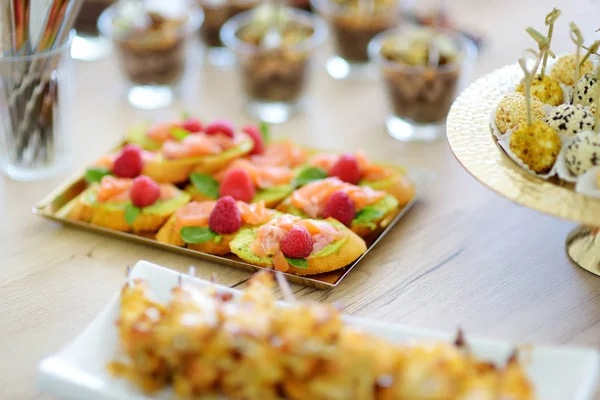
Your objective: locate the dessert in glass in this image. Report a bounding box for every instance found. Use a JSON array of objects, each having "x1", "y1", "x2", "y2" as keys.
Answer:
[
  {"x1": 311, "y1": 0, "x2": 400, "y2": 80},
  {"x1": 221, "y1": 7, "x2": 327, "y2": 123},
  {"x1": 98, "y1": 2, "x2": 203, "y2": 110},
  {"x1": 72, "y1": 0, "x2": 115, "y2": 61},
  {"x1": 369, "y1": 26, "x2": 477, "y2": 141},
  {"x1": 196, "y1": 0, "x2": 260, "y2": 68}
]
